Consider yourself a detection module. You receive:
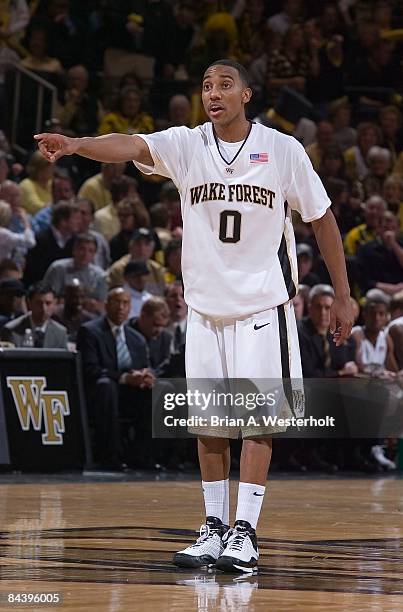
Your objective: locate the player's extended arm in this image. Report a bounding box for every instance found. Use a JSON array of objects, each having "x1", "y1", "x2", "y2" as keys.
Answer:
[
  {"x1": 34, "y1": 132, "x2": 154, "y2": 166},
  {"x1": 311, "y1": 208, "x2": 354, "y2": 346}
]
